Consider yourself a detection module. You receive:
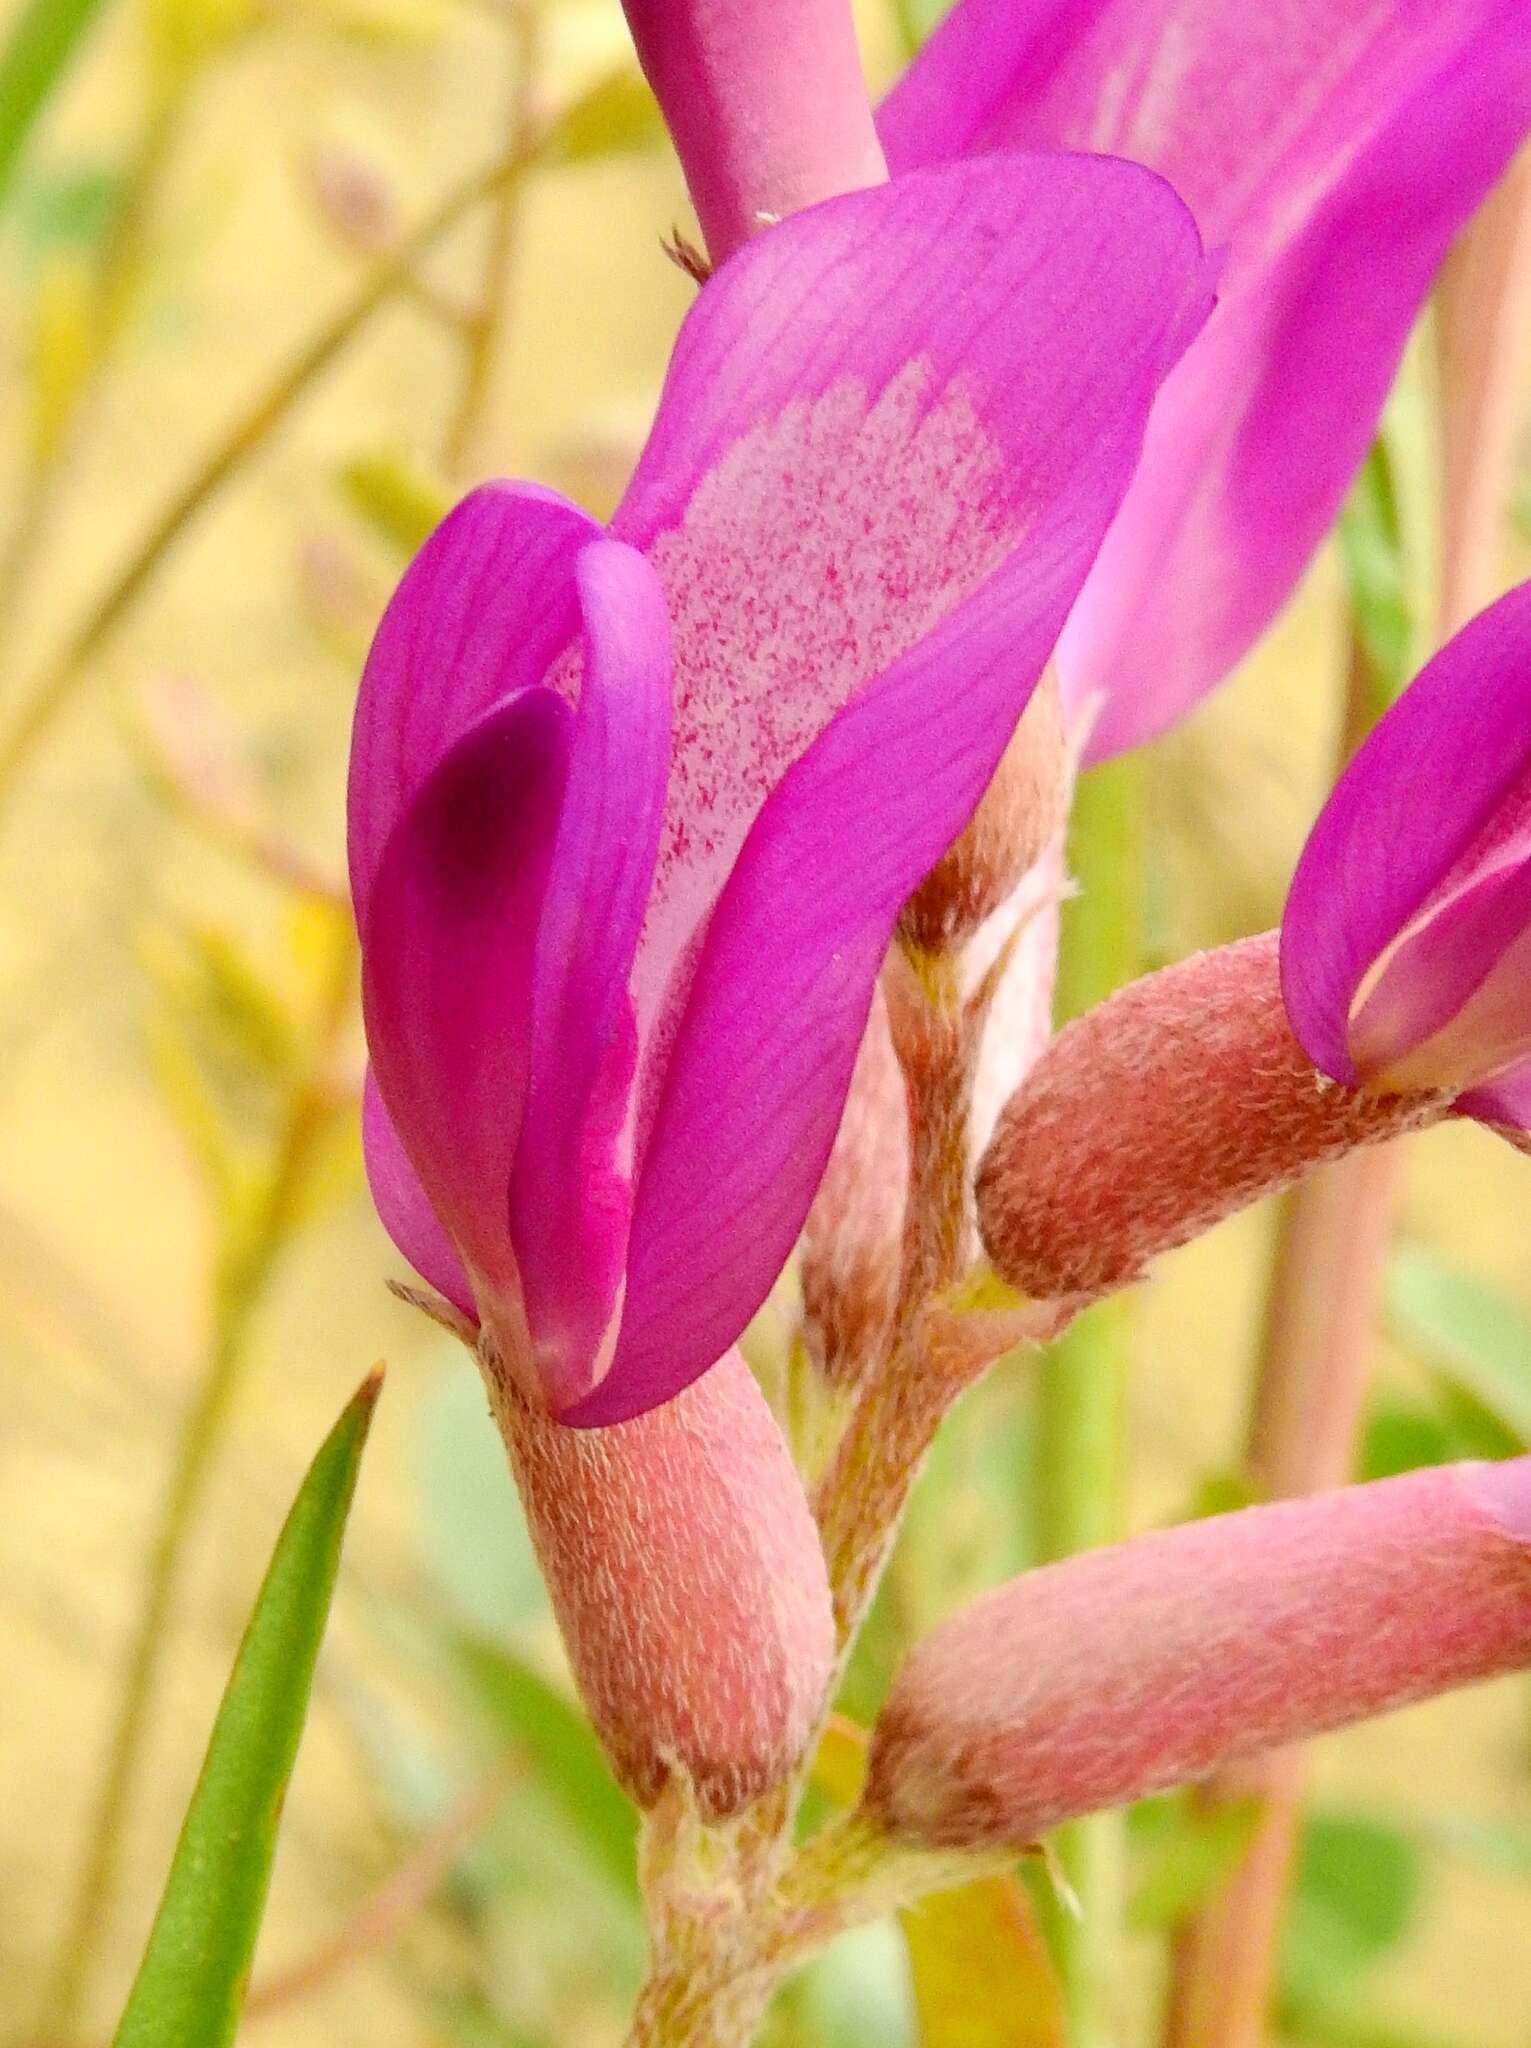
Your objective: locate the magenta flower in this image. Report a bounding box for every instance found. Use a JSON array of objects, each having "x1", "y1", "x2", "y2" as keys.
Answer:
[
  {"x1": 350, "y1": 159, "x2": 1213, "y2": 1425},
  {"x1": 883, "y1": 0, "x2": 1531, "y2": 757},
  {"x1": 1283, "y1": 579, "x2": 1531, "y2": 1132}
]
